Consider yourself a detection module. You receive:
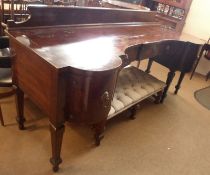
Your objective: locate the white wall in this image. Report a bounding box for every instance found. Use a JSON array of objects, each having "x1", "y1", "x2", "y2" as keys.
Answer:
[
  {"x1": 183, "y1": 0, "x2": 210, "y2": 40},
  {"x1": 182, "y1": 0, "x2": 210, "y2": 76}
]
